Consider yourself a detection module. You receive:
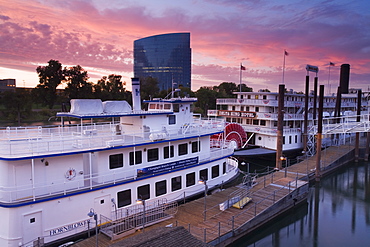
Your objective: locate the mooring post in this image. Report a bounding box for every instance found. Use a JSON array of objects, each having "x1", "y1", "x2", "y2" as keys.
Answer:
[
  {"x1": 315, "y1": 85, "x2": 324, "y2": 181},
  {"x1": 365, "y1": 133, "x2": 370, "y2": 162},
  {"x1": 355, "y1": 89, "x2": 361, "y2": 162},
  {"x1": 276, "y1": 84, "x2": 285, "y2": 170},
  {"x1": 303, "y1": 75, "x2": 309, "y2": 154}
]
